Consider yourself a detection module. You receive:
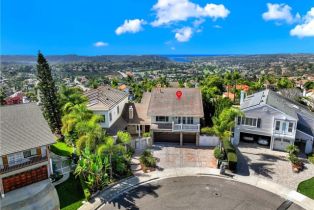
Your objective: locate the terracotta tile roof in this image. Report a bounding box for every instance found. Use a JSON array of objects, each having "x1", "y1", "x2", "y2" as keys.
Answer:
[{"x1": 147, "y1": 88, "x2": 204, "y2": 117}]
